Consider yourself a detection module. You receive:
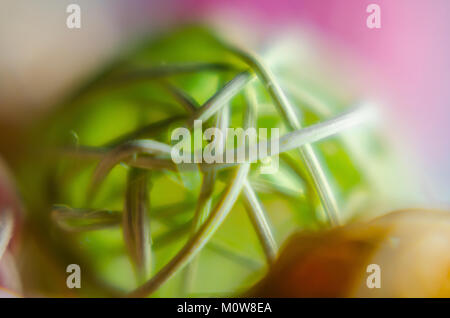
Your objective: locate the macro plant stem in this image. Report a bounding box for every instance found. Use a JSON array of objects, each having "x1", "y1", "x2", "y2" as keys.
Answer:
[
  {"x1": 51, "y1": 206, "x2": 122, "y2": 232},
  {"x1": 104, "y1": 115, "x2": 187, "y2": 147},
  {"x1": 123, "y1": 168, "x2": 152, "y2": 282},
  {"x1": 190, "y1": 71, "x2": 254, "y2": 124},
  {"x1": 88, "y1": 140, "x2": 172, "y2": 202},
  {"x1": 66, "y1": 62, "x2": 240, "y2": 107},
  {"x1": 127, "y1": 163, "x2": 250, "y2": 297},
  {"x1": 58, "y1": 57, "x2": 368, "y2": 295},
  {"x1": 242, "y1": 85, "x2": 277, "y2": 265},
  {"x1": 181, "y1": 174, "x2": 213, "y2": 295},
  {"x1": 216, "y1": 105, "x2": 370, "y2": 163},
  {"x1": 278, "y1": 106, "x2": 372, "y2": 153},
  {"x1": 151, "y1": 221, "x2": 261, "y2": 270},
  {"x1": 0, "y1": 208, "x2": 13, "y2": 261},
  {"x1": 159, "y1": 79, "x2": 199, "y2": 114},
  {"x1": 115, "y1": 62, "x2": 238, "y2": 84},
  {"x1": 182, "y1": 101, "x2": 229, "y2": 294},
  {"x1": 282, "y1": 77, "x2": 383, "y2": 194},
  {"x1": 129, "y1": 97, "x2": 252, "y2": 297},
  {"x1": 226, "y1": 45, "x2": 342, "y2": 226},
  {"x1": 242, "y1": 180, "x2": 277, "y2": 265},
  {"x1": 36, "y1": 23, "x2": 390, "y2": 298},
  {"x1": 64, "y1": 105, "x2": 369, "y2": 177}
]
